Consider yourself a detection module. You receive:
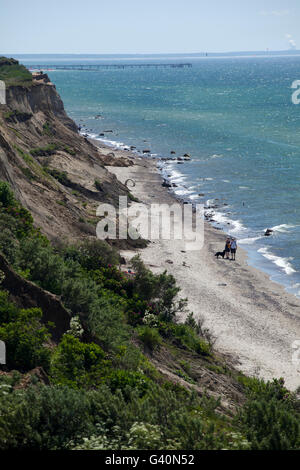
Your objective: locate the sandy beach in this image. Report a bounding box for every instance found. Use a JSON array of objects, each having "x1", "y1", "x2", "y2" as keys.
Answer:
[{"x1": 94, "y1": 140, "x2": 300, "y2": 391}]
